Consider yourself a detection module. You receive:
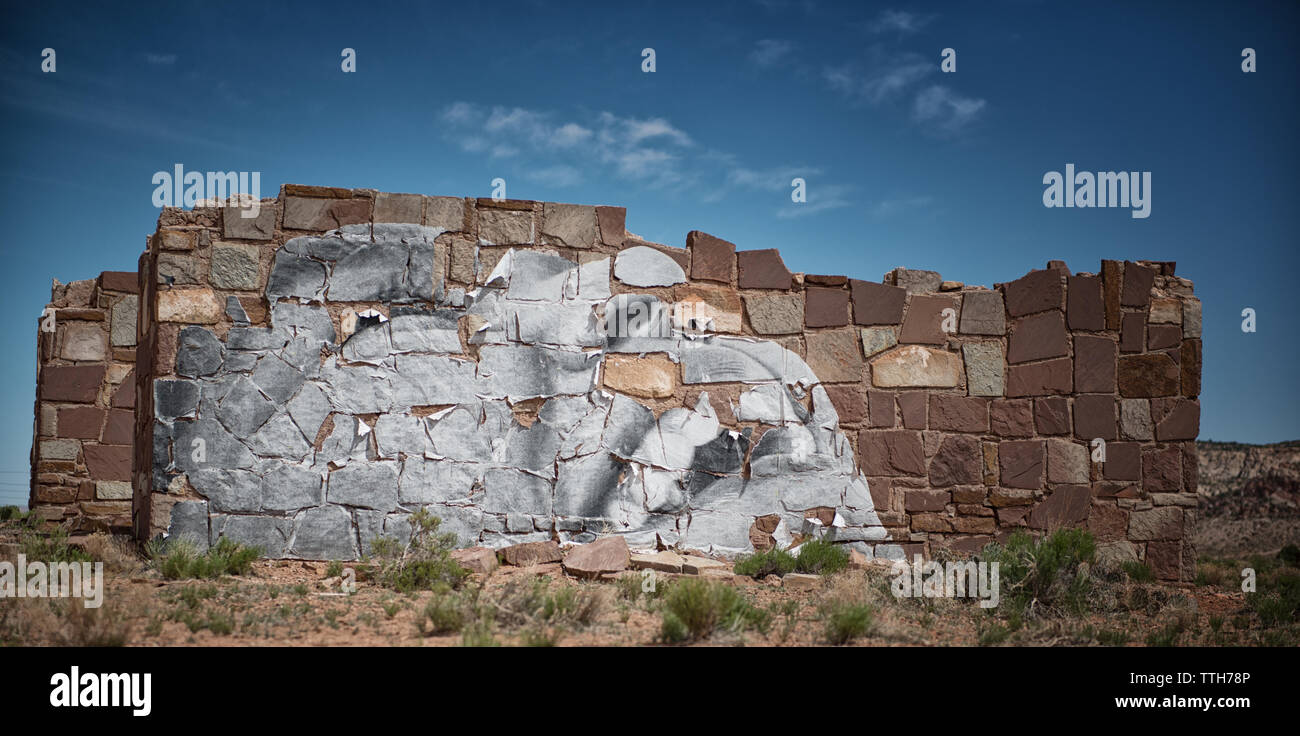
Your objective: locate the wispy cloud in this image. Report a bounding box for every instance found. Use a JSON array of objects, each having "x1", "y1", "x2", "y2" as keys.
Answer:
[
  {"x1": 145, "y1": 53, "x2": 177, "y2": 65},
  {"x1": 824, "y1": 54, "x2": 933, "y2": 104},
  {"x1": 870, "y1": 10, "x2": 934, "y2": 34},
  {"x1": 912, "y1": 85, "x2": 986, "y2": 135},
  {"x1": 777, "y1": 183, "x2": 852, "y2": 218},
  {"x1": 824, "y1": 42, "x2": 986, "y2": 135},
  {"x1": 525, "y1": 165, "x2": 583, "y2": 187},
  {"x1": 438, "y1": 101, "x2": 849, "y2": 216},
  {"x1": 749, "y1": 39, "x2": 794, "y2": 68}
]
